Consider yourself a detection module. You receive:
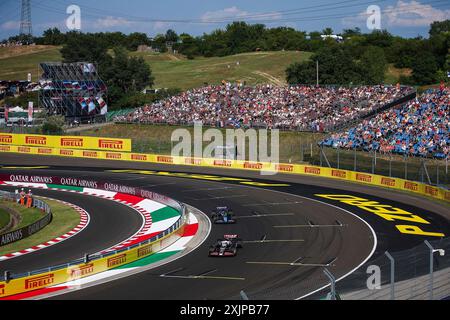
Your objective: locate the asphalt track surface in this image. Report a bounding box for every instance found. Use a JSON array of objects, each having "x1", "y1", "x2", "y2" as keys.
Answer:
[{"x1": 0, "y1": 154, "x2": 449, "y2": 300}]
